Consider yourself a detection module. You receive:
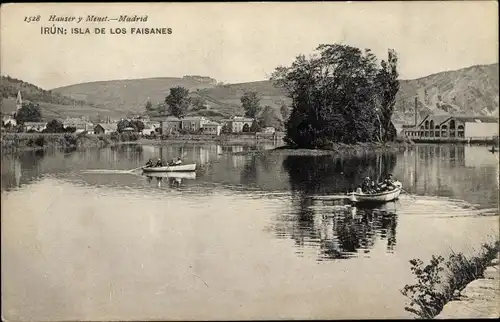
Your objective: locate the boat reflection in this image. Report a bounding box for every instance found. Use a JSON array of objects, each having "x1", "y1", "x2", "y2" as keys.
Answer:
[
  {"x1": 273, "y1": 196, "x2": 398, "y2": 261},
  {"x1": 143, "y1": 171, "x2": 197, "y2": 188}
]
